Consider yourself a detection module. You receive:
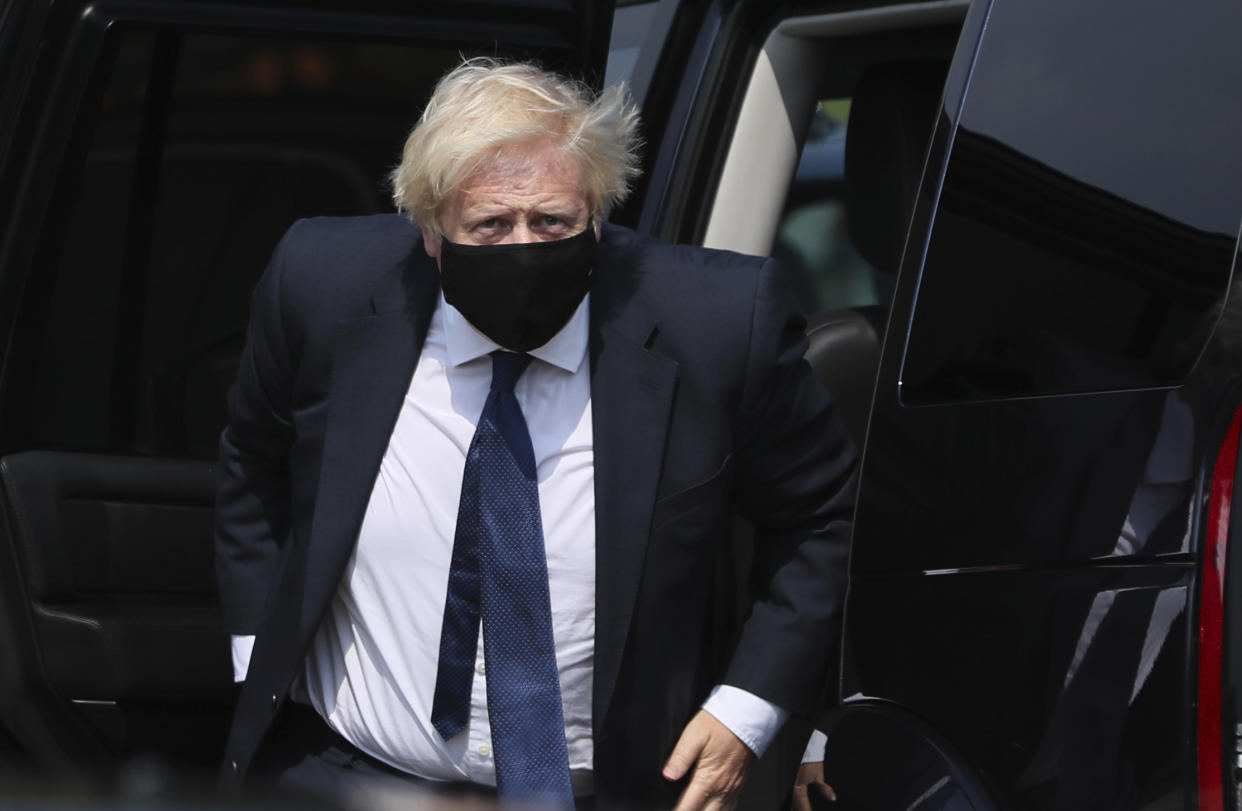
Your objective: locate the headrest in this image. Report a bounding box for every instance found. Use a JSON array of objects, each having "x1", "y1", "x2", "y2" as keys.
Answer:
[
  {"x1": 845, "y1": 61, "x2": 948, "y2": 275},
  {"x1": 804, "y1": 307, "x2": 883, "y2": 446}
]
